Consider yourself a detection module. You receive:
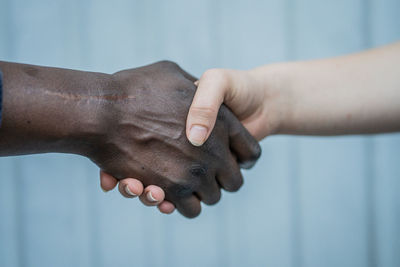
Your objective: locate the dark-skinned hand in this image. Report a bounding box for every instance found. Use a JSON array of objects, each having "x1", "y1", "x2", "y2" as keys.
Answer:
[
  {"x1": 92, "y1": 61, "x2": 261, "y2": 218},
  {"x1": 0, "y1": 60, "x2": 261, "y2": 218}
]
